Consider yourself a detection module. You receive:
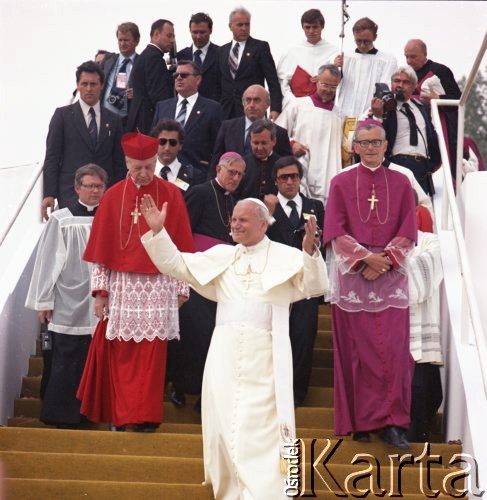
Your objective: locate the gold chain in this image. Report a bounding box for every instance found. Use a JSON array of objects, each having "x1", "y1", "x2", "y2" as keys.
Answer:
[{"x1": 355, "y1": 165, "x2": 390, "y2": 225}]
